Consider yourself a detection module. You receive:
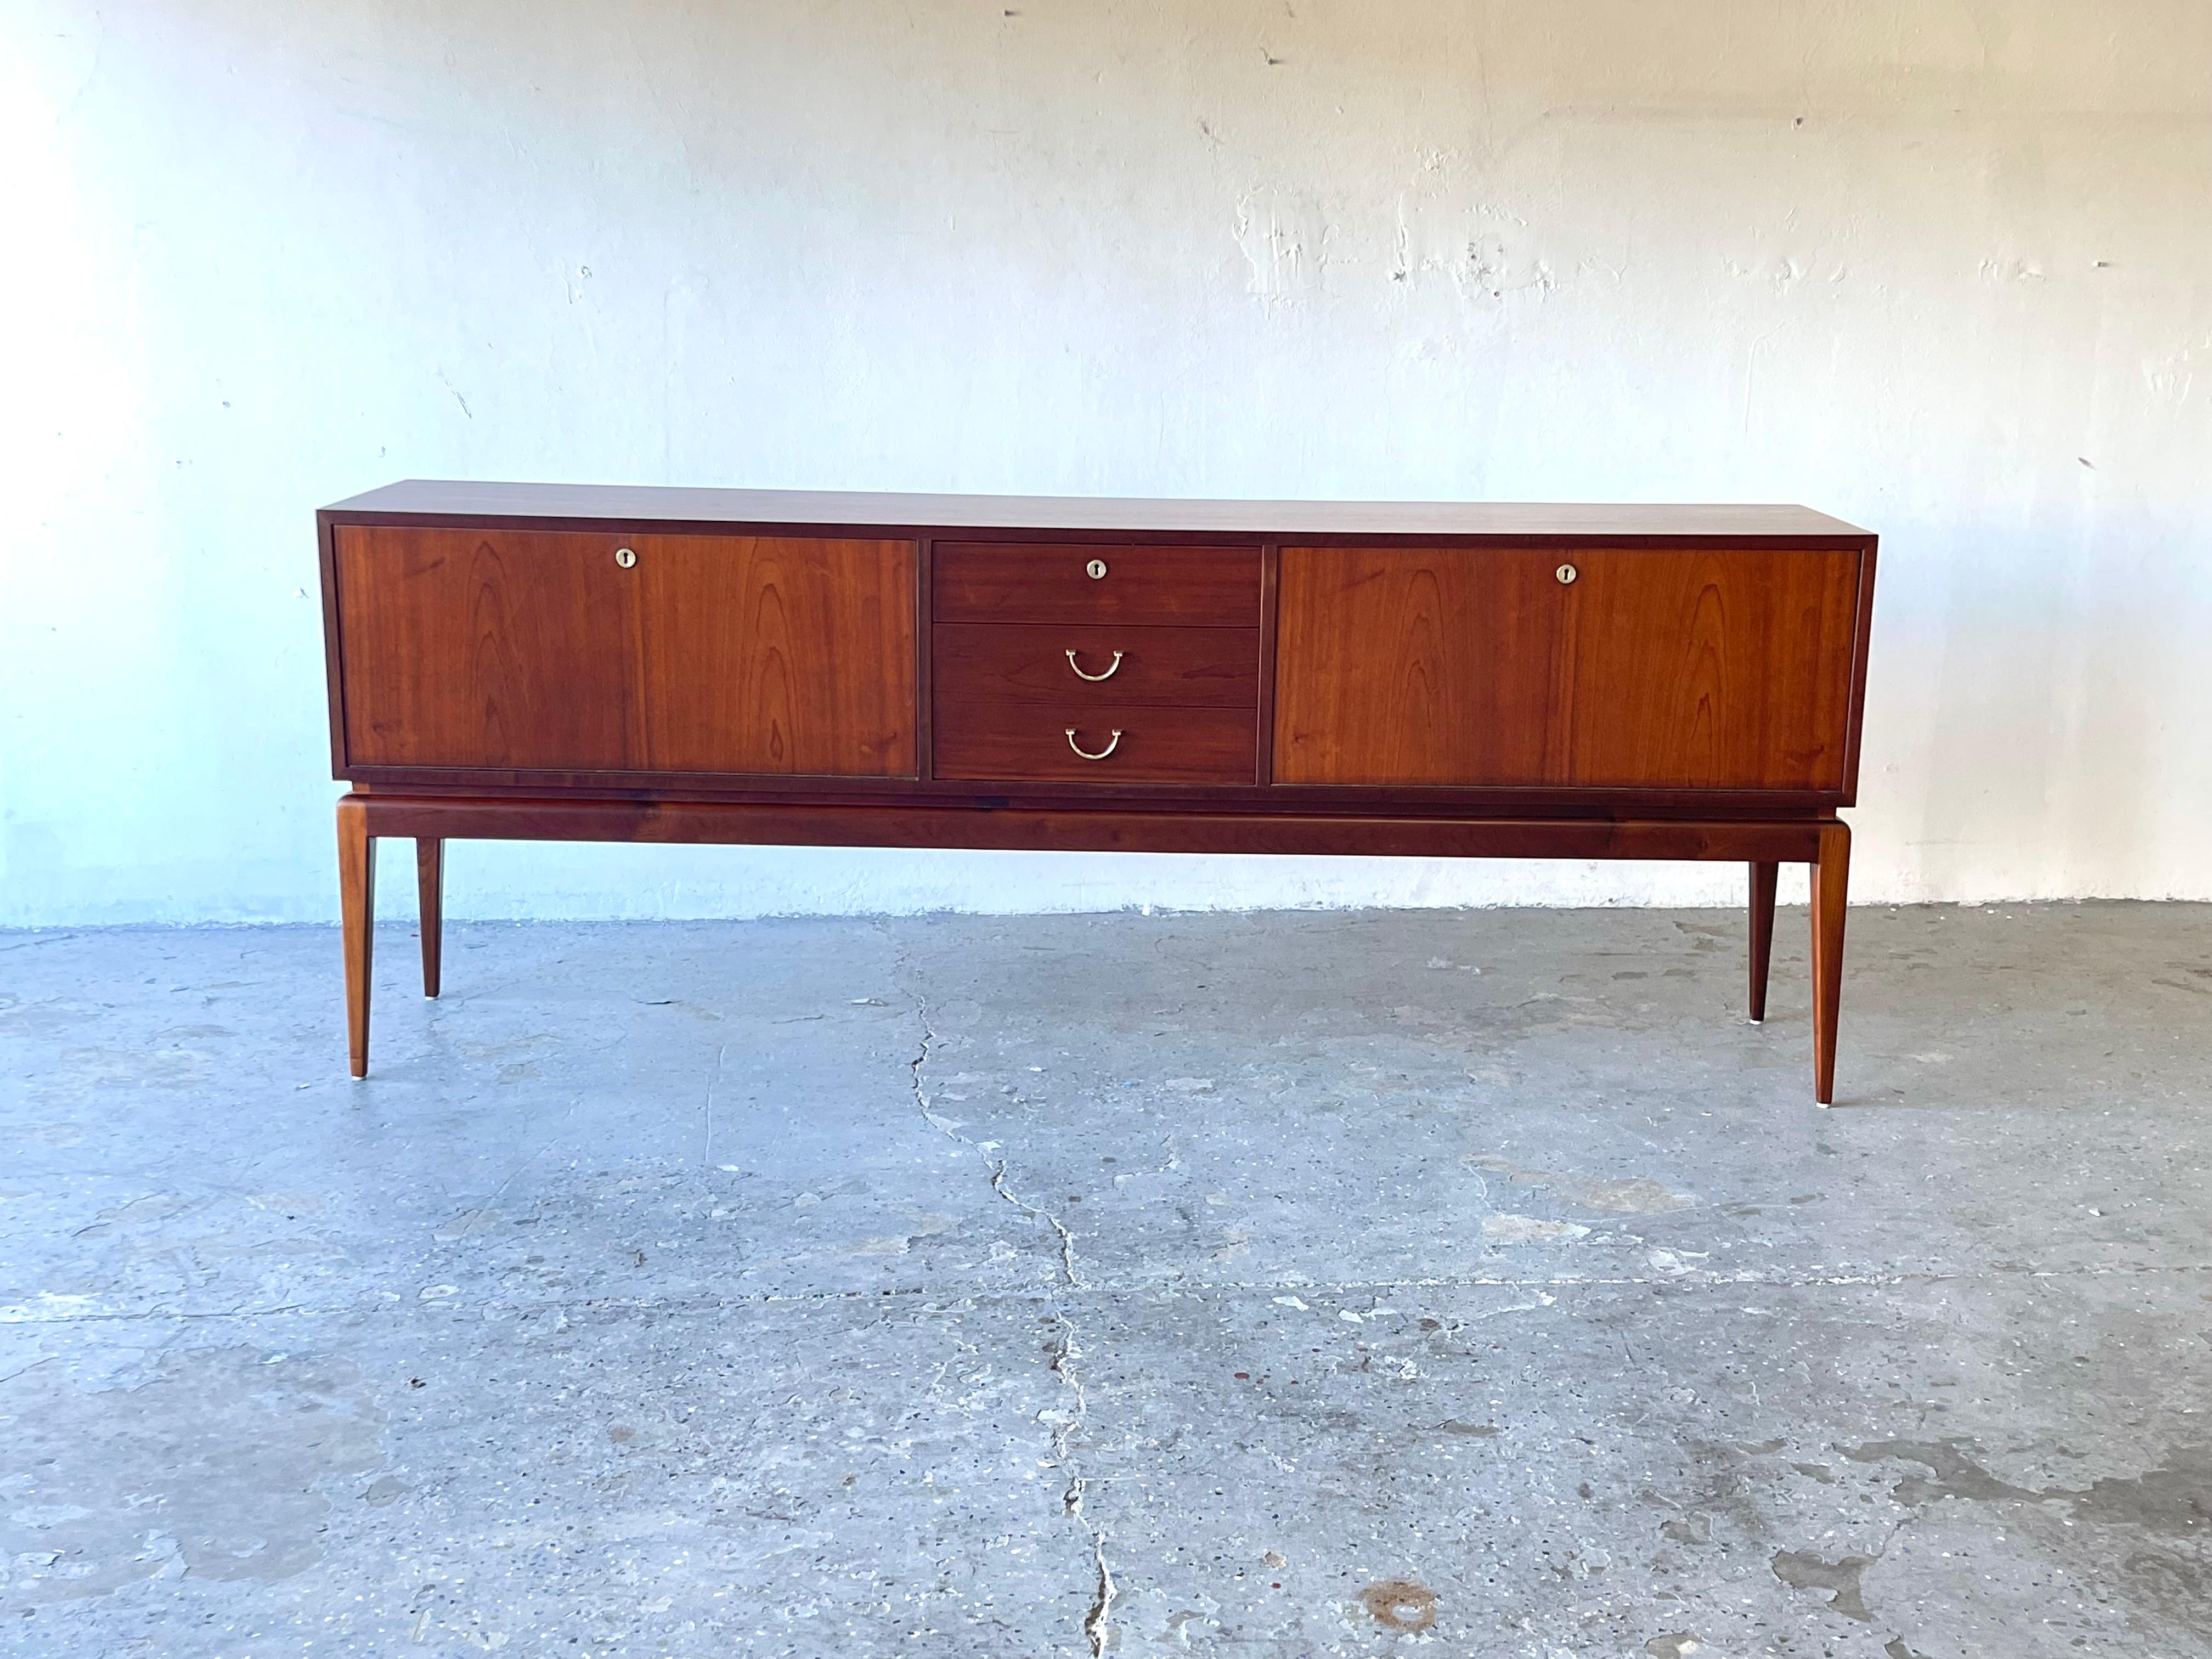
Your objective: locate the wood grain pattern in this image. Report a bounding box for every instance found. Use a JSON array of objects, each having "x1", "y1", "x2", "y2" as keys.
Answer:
[
  {"x1": 333, "y1": 527, "x2": 916, "y2": 777},
  {"x1": 1839, "y1": 543, "x2": 1878, "y2": 798},
  {"x1": 1274, "y1": 546, "x2": 1861, "y2": 791},
  {"x1": 326, "y1": 480, "x2": 1872, "y2": 544},
  {"x1": 932, "y1": 623, "x2": 1259, "y2": 708},
  {"x1": 416, "y1": 838, "x2": 443, "y2": 998},
  {"x1": 933, "y1": 543, "x2": 1261, "y2": 625},
  {"x1": 337, "y1": 526, "x2": 643, "y2": 770},
  {"x1": 351, "y1": 791, "x2": 1832, "y2": 861},
  {"x1": 915, "y1": 539, "x2": 935, "y2": 782},
  {"x1": 1255, "y1": 545, "x2": 1281, "y2": 786},
  {"x1": 933, "y1": 701, "x2": 1257, "y2": 784},
  {"x1": 339, "y1": 767, "x2": 1852, "y2": 817},
  {"x1": 332, "y1": 786, "x2": 1847, "y2": 1080},
  {"x1": 319, "y1": 486, "x2": 1877, "y2": 1097},
  {"x1": 1272, "y1": 548, "x2": 1572, "y2": 786},
  {"x1": 1748, "y1": 860, "x2": 1778, "y2": 1023},
  {"x1": 1810, "y1": 821, "x2": 1851, "y2": 1105},
  {"x1": 1562, "y1": 548, "x2": 1860, "y2": 789},
  {"x1": 337, "y1": 798, "x2": 374, "y2": 1079},
  {"x1": 627, "y1": 534, "x2": 916, "y2": 776}
]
